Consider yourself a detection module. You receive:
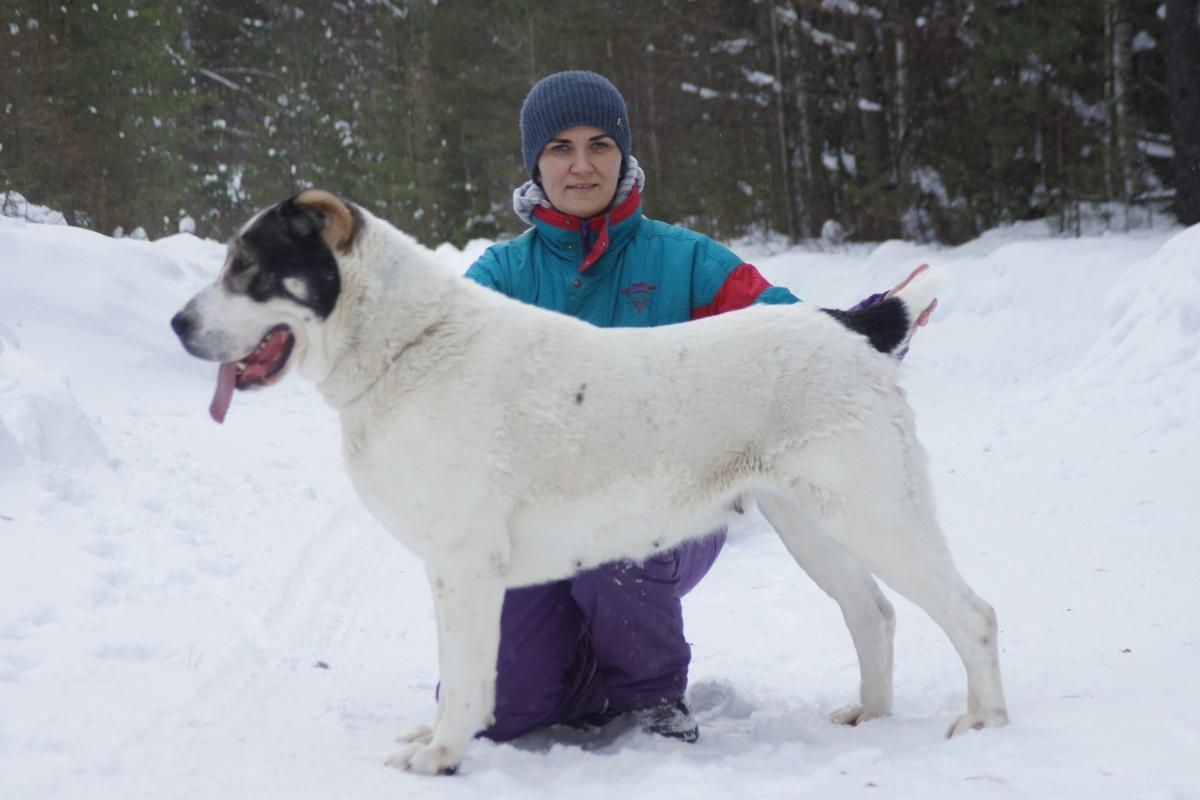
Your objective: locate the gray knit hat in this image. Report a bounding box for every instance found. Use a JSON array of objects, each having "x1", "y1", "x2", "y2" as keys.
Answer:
[{"x1": 520, "y1": 71, "x2": 631, "y2": 177}]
